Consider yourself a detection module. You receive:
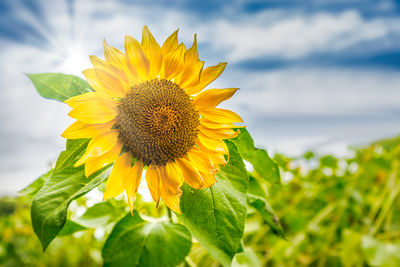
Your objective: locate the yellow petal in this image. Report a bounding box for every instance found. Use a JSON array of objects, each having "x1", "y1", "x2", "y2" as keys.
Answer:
[
  {"x1": 141, "y1": 25, "x2": 163, "y2": 79},
  {"x1": 174, "y1": 34, "x2": 201, "y2": 87},
  {"x1": 162, "y1": 29, "x2": 179, "y2": 55},
  {"x1": 84, "y1": 142, "x2": 122, "y2": 177},
  {"x1": 176, "y1": 60, "x2": 204, "y2": 88},
  {"x1": 198, "y1": 125, "x2": 240, "y2": 140},
  {"x1": 68, "y1": 99, "x2": 118, "y2": 124},
  {"x1": 89, "y1": 55, "x2": 132, "y2": 86},
  {"x1": 200, "y1": 118, "x2": 242, "y2": 129},
  {"x1": 145, "y1": 164, "x2": 161, "y2": 204},
  {"x1": 160, "y1": 43, "x2": 186, "y2": 80},
  {"x1": 102, "y1": 39, "x2": 139, "y2": 85},
  {"x1": 194, "y1": 88, "x2": 238, "y2": 110},
  {"x1": 160, "y1": 164, "x2": 182, "y2": 214},
  {"x1": 200, "y1": 108, "x2": 243, "y2": 124},
  {"x1": 176, "y1": 158, "x2": 204, "y2": 189},
  {"x1": 62, "y1": 120, "x2": 116, "y2": 139},
  {"x1": 198, "y1": 133, "x2": 228, "y2": 153},
  {"x1": 103, "y1": 152, "x2": 132, "y2": 200},
  {"x1": 90, "y1": 55, "x2": 120, "y2": 74},
  {"x1": 75, "y1": 130, "x2": 119, "y2": 166},
  {"x1": 124, "y1": 35, "x2": 150, "y2": 79},
  {"x1": 125, "y1": 159, "x2": 143, "y2": 213},
  {"x1": 65, "y1": 92, "x2": 118, "y2": 109},
  {"x1": 161, "y1": 182, "x2": 182, "y2": 214},
  {"x1": 103, "y1": 39, "x2": 127, "y2": 70},
  {"x1": 185, "y1": 62, "x2": 227, "y2": 95},
  {"x1": 164, "y1": 162, "x2": 184, "y2": 188},
  {"x1": 82, "y1": 68, "x2": 127, "y2": 98},
  {"x1": 196, "y1": 140, "x2": 227, "y2": 167},
  {"x1": 187, "y1": 149, "x2": 216, "y2": 175},
  {"x1": 184, "y1": 34, "x2": 199, "y2": 63},
  {"x1": 199, "y1": 170, "x2": 217, "y2": 188}
]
